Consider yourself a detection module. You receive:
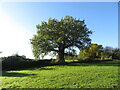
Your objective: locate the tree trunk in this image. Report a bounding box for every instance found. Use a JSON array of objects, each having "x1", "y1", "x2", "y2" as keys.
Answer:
[{"x1": 57, "y1": 49, "x2": 65, "y2": 64}]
